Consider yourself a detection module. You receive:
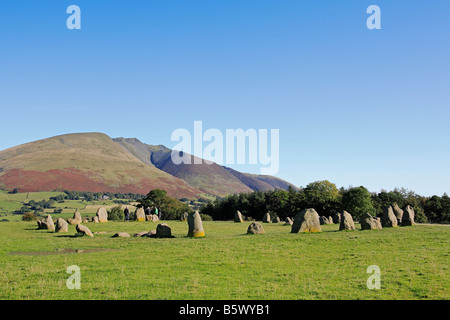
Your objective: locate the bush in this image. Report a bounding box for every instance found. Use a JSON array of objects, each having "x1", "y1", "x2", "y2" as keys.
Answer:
[
  {"x1": 199, "y1": 213, "x2": 213, "y2": 221},
  {"x1": 108, "y1": 206, "x2": 124, "y2": 221},
  {"x1": 53, "y1": 208, "x2": 63, "y2": 214},
  {"x1": 22, "y1": 212, "x2": 38, "y2": 221}
]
